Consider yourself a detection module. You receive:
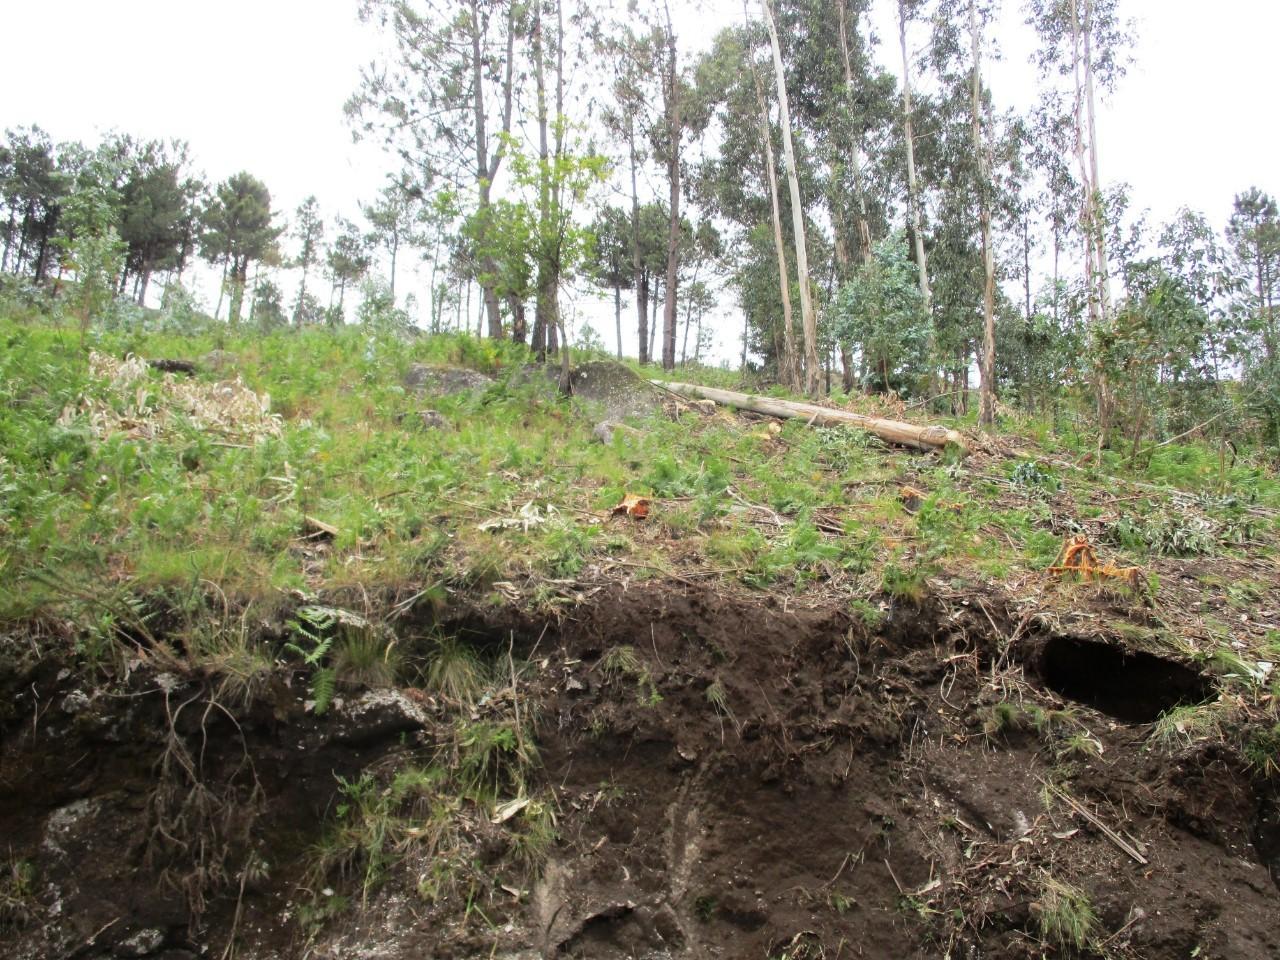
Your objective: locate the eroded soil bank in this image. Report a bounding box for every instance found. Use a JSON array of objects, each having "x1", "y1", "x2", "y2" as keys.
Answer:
[{"x1": 1, "y1": 585, "x2": 1277, "y2": 959}]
